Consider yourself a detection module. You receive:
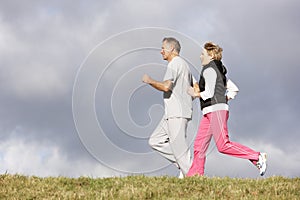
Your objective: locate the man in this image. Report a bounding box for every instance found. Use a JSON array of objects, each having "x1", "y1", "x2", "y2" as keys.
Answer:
[{"x1": 142, "y1": 37, "x2": 195, "y2": 177}]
